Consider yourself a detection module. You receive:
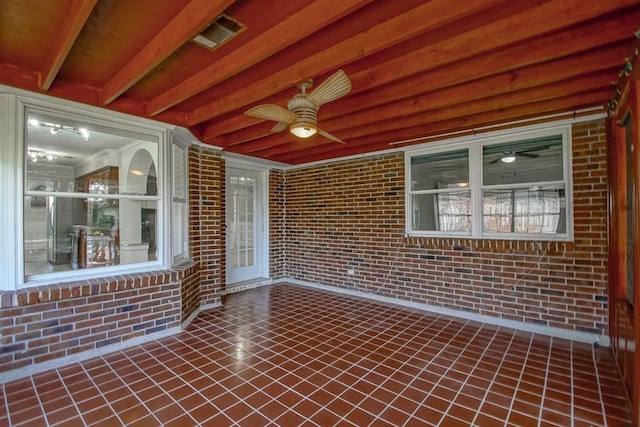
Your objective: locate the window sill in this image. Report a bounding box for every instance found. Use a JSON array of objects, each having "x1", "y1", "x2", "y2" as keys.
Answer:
[
  {"x1": 407, "y1": 231, "x2": 572, "y2": 242},
  {"x1": 403, "y1": 235, "x2": 575, "y2": 254}
]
